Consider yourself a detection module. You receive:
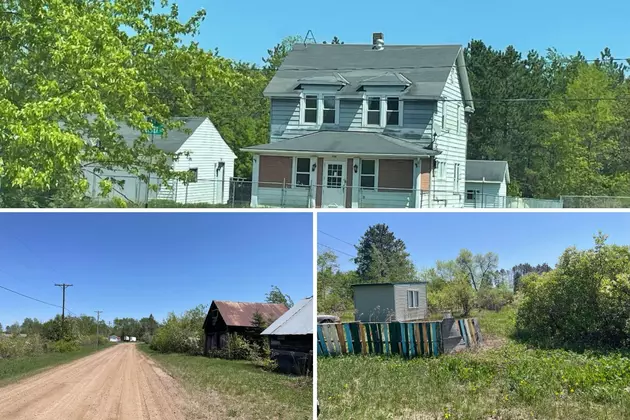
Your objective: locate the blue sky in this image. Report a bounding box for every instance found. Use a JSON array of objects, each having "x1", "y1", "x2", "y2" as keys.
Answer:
[
  {"x1": 317, "y1": 212, "x2": 630, "y2": 272},
  {"x1": 176, "y1": 0, "x2": 630, "y2": 65},
  {"x1": 0, "y1": 212, "x2": 313, "y2": 327}
]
